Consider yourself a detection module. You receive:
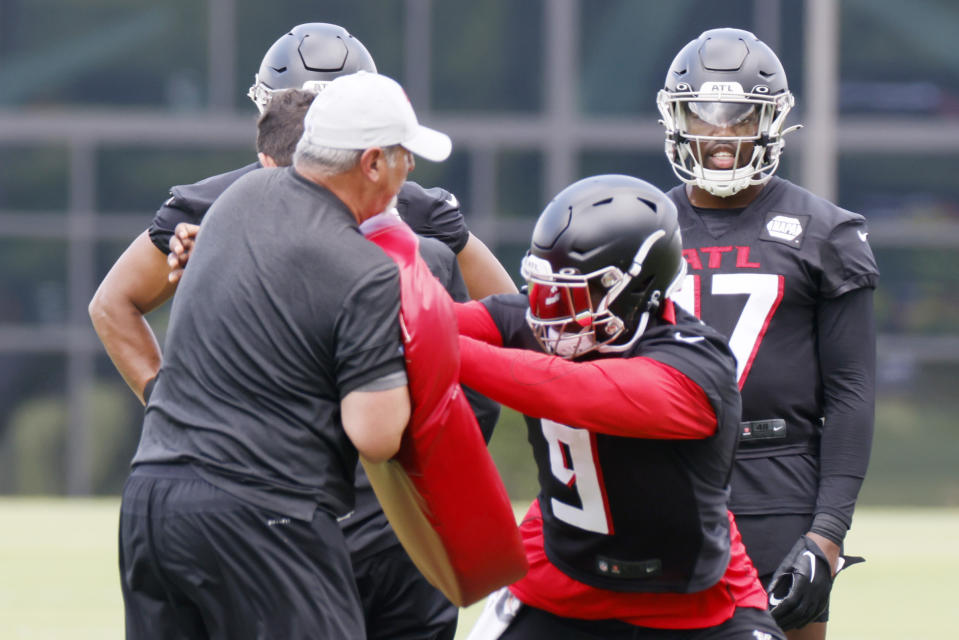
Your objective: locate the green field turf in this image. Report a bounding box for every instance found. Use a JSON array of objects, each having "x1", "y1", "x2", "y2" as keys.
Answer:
[{"x1": 0, "y1": 498, "x2": 954, "y2": 639}]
